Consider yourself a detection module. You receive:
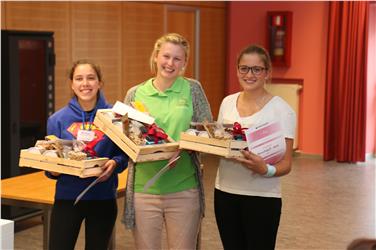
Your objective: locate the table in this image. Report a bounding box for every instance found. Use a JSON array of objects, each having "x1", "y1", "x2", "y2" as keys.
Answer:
[{"x1": 1, "y1": 170, "x2": 128, "y2": 250}]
